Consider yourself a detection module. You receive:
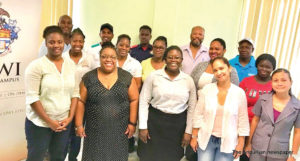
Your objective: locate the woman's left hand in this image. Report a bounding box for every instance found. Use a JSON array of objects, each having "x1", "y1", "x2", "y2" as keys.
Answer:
[
  {"x1": 125, "y1": 124, "x2": 136, "y2": 138},
  {"x1": 60, "y1": 117, "x2": 72, "y2": 129},
  {"x1": 233, "y1": 142, "x2": 243, "y2": 159},
  {"x1": 181, "y1": 133, "x2": 191, "y2": 147}
]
